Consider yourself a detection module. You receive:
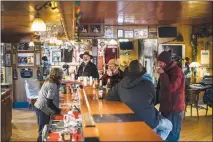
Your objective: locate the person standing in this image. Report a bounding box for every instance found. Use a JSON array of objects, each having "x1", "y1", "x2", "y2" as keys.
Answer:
[
  {"x1": 34, "y1": 68, "x2": 64, "y2": 142},
  {"x1": 156, "y1": 51, "x2": 185, "y2": 141},
  {"x1": 106, "y1": 60, "x2": 172, "y2": 140},
  {"x1": 76, "y1": 51, "x2": 99, "y2": 79}
]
